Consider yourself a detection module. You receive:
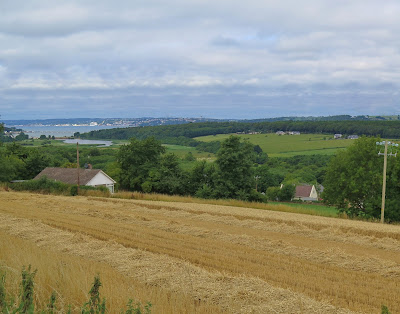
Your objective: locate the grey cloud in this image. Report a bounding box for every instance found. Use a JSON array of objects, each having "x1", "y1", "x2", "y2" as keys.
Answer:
[
  {"x1": 1, "y1": 0, "x2": 400, "y2": 119},
  {"x1": 211, "y1": 36, "x2": 241, "y2": 47}
]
